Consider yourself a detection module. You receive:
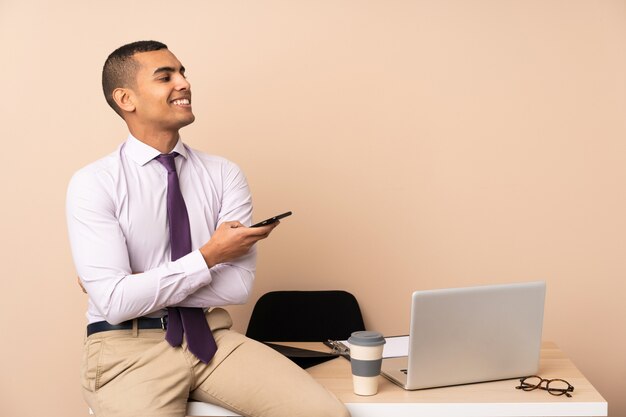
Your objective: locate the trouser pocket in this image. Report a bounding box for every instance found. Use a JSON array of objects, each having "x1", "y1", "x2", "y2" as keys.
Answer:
[{"x1": 81, "y1": 339, "x2": 103, "y2": 392}]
